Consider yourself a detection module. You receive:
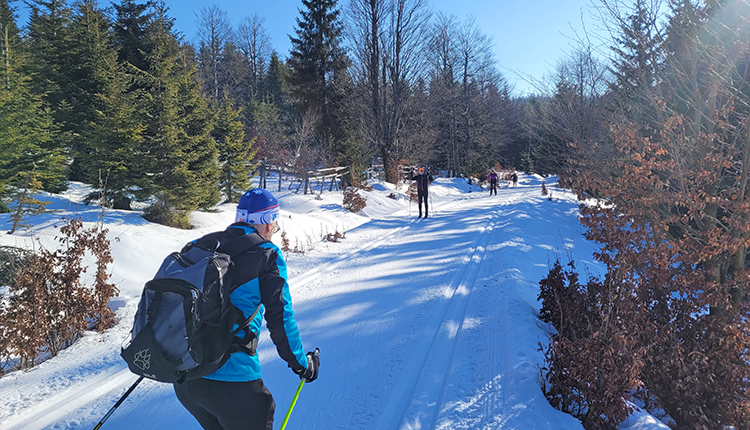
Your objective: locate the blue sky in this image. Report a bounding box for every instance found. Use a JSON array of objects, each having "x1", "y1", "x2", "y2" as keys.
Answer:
[{"x1": 13, "y1": 0, "x2": 604, "y2": 95}]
